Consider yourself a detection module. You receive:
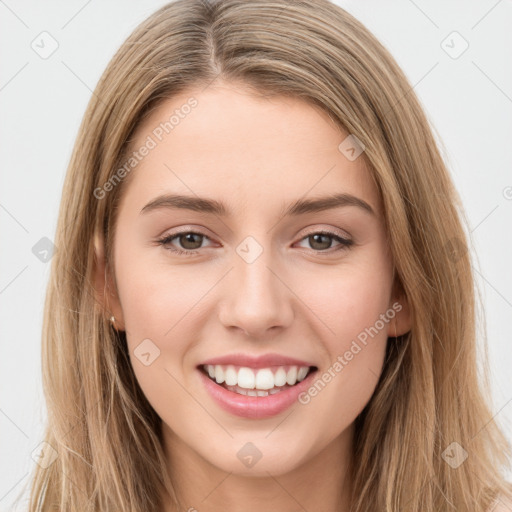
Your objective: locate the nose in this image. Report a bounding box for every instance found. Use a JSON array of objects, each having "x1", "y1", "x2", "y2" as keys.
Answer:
[{"x1": 217, "y1": 244, "x2": 294, "y2": 338}]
